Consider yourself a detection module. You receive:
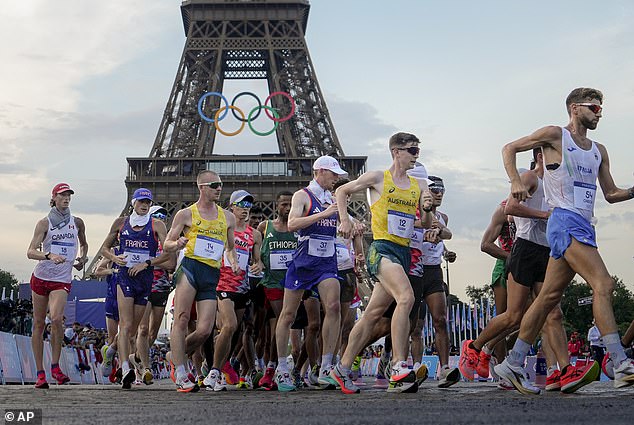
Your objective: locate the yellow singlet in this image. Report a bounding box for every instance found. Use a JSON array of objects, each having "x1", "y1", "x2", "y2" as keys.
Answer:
[
  {"x1": 184, "y1": 204, "x2": 227, "y2": 268},
  {"x1": 370, "y1": 170, "x2": 420, "y2": 247}
]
